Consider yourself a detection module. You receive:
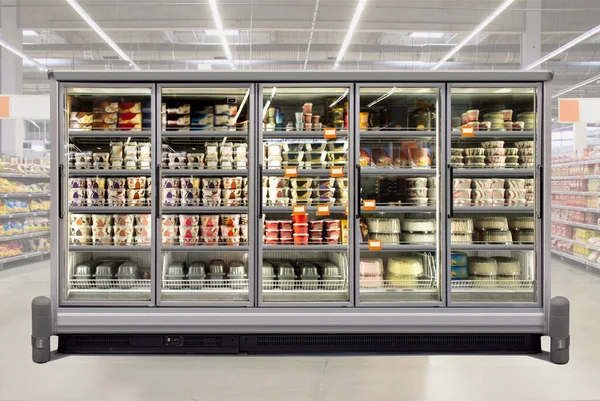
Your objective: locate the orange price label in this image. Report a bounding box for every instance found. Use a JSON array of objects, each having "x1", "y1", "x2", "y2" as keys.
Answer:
[
  {"x1": 461, "y1": 125, "x2": 475, "y2": 137},
  {"x1": 284, "y1": 166, "x2": 298, "y2": 177},
  {"x1": 292, "y1": 204, "x2": 306, "y2": 215},
  {"x1": 368, "y1": 239, "x2": 382, "y2": 250},
  {"x1": 345, "y1": 204, "x2": 349, "y2": 216},
  {"x1": 363, "y1": 199, "x2": 377, "y2": 210},
  {"x1": 316, "y1": 204, "x2": 330, "y2": 216},
  {"x1": 324, "y1": 127, "x2": 337, "y2": 139},
  {"x1": 330, "y1": 166, "x2": 344, "y2": 178}
]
